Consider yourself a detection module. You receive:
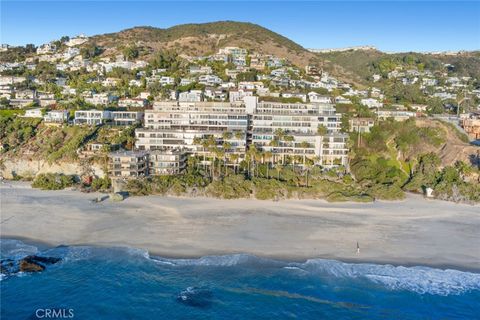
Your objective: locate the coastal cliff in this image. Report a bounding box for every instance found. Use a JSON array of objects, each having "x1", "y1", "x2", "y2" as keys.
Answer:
[{"x1": 1, "y1": 158, "x2": 105, "y2": 180}]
